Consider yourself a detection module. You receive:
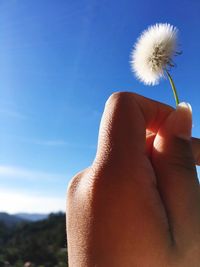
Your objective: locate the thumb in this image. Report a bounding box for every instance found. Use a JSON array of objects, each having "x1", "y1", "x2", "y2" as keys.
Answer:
[
  {"x1": 153, "y1": 102, "x2": 200, "y2": 245},
  {"x1": 154, "y1": 102, "x2": 194, "y2": 171},
  {"x1": 164, "y1": 102, "x2": 192, "y2": 141}
]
